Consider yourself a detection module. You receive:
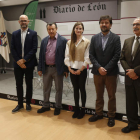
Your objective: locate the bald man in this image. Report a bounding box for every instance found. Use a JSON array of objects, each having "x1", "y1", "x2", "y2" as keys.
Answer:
[{"x1": 11, "y1": 15, "x2": 38, "y2": 113}]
